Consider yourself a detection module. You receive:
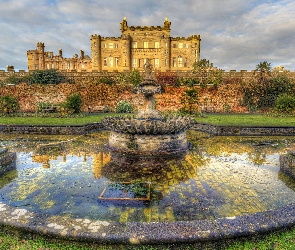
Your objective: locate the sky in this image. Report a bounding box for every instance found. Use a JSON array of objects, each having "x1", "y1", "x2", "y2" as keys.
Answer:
[{"x1": 0, "y1": 0, "x2": 294, "y2": 72}]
